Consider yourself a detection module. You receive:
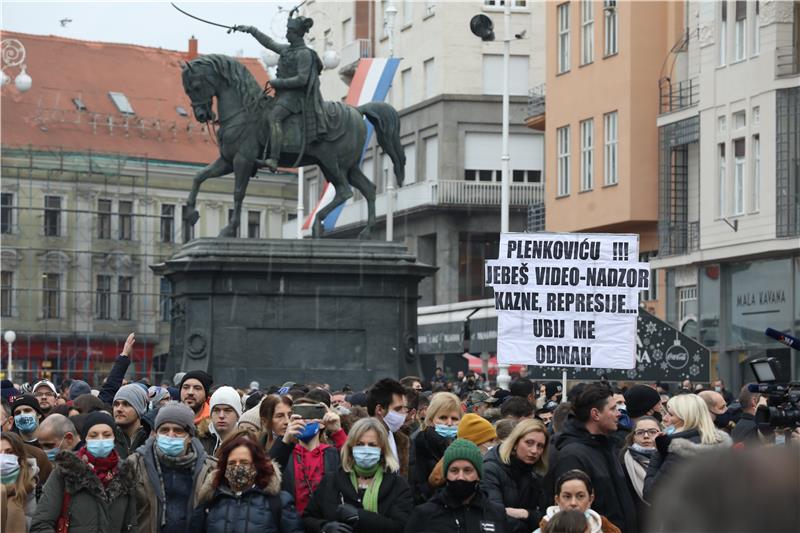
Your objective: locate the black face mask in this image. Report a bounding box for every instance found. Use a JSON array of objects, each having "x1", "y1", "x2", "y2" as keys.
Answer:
[
  {"x1": 446, "y1": 479, "x2": 478, "y2": 501},
  {"x1": 714, "y1": 411, "x2": 732, "y2": 428},
  {"x1": 652, "y1": 411, "x2": 663, "y2": 424}
]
